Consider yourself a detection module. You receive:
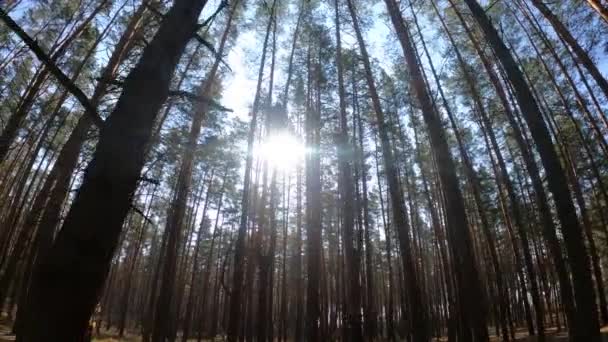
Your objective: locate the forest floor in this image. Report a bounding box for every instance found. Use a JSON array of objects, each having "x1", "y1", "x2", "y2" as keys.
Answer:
[{"x1": 0, "y1": 317, "x2": 608, "y2": 341}]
